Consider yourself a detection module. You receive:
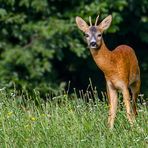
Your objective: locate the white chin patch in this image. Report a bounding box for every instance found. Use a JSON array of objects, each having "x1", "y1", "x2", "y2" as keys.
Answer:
[{"x1": 90, "y1": 46, "x2": 97, "y2": 49}]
